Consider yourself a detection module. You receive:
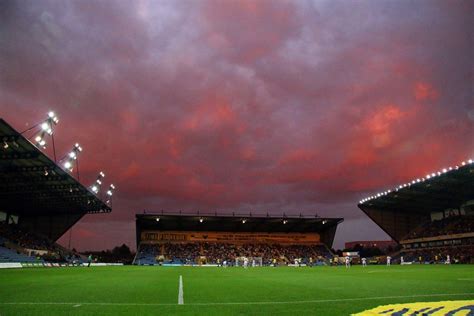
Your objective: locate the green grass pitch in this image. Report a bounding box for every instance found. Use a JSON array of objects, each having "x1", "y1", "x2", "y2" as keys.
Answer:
[{"x1": 0, "y1": 265, "x2": 473, "y2": 315}]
